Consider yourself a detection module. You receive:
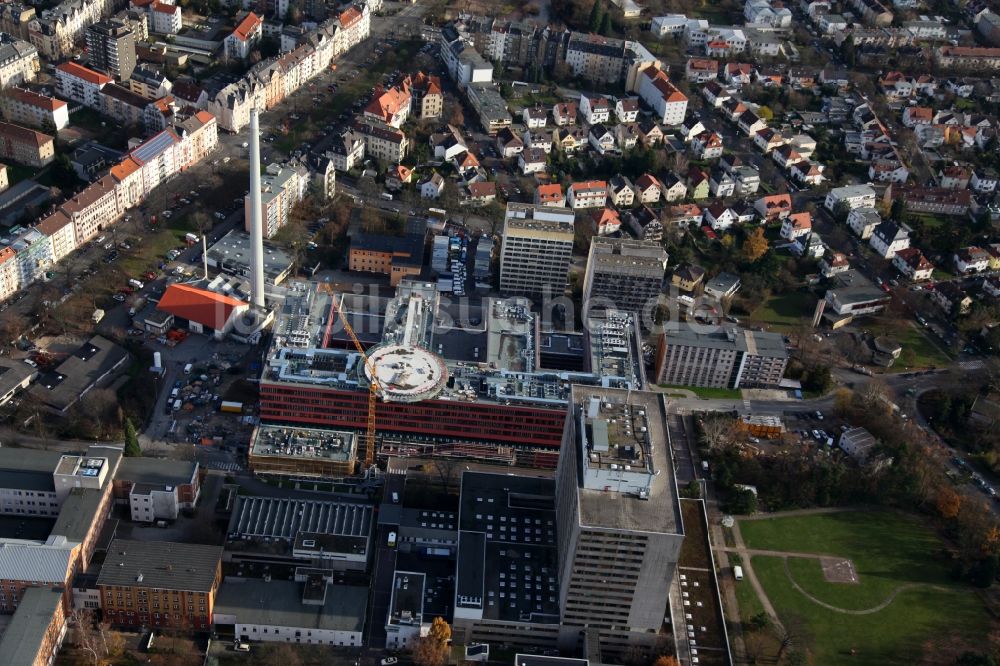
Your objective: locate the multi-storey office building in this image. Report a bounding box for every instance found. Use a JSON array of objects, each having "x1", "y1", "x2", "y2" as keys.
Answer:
[
  {"x1": 499, "y1": 203, "x2": 575, "y2": 298},
  {"x1": 654, "y1": 324, "x2": 788, "y2": 389},
  {"x1": 582, "y1": 238, "x2": 667, "y2": 322}
]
